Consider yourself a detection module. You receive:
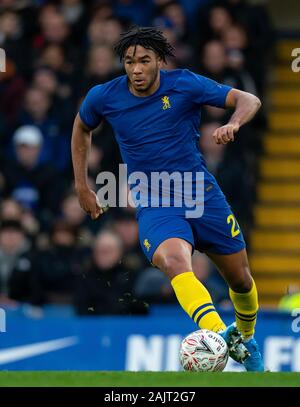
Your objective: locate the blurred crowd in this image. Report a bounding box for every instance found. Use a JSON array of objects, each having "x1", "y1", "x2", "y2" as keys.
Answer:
[{"x1": 0, "y1": 0, "x2": 273, "y2": 314}]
